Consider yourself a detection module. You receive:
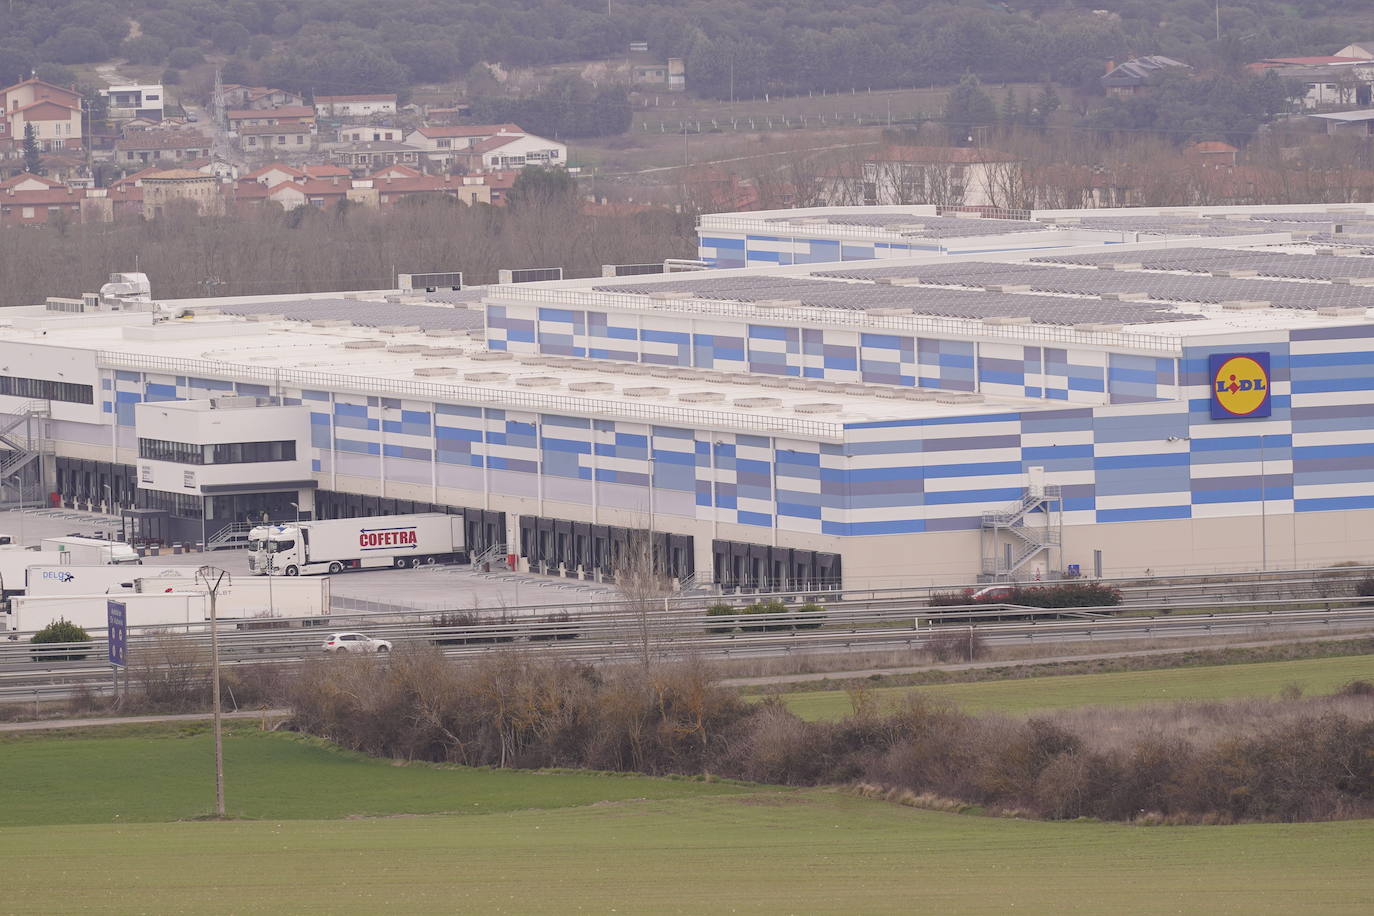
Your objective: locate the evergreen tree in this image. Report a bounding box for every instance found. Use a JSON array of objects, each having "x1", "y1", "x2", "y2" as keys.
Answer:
[
  {"x1": 22, "y1": 123, "x2": 41, "y2": 175},
  {"x1": 942, "y1": 73, "x2": 997, "y2": 137},
  {"x1": 1001, "y1": 87, "x2": 1021, "y2": 127}
]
